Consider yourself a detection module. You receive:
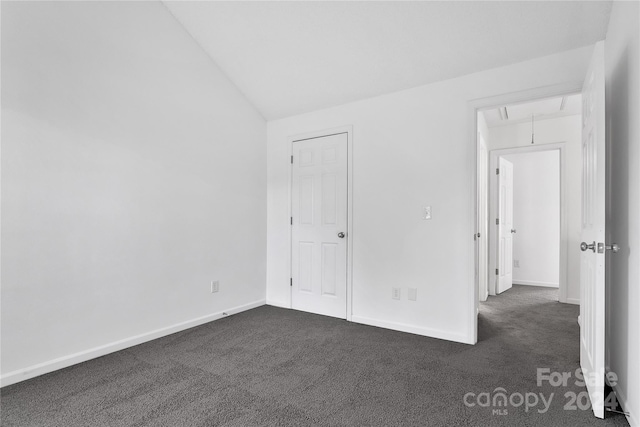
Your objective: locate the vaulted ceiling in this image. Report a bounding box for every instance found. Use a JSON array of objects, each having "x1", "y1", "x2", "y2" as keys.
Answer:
[{"x1": 164, "y1": 1, "x2": 612, "y2": 120}]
